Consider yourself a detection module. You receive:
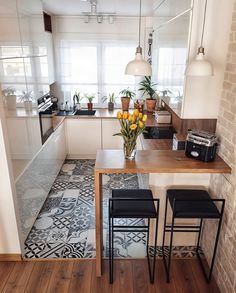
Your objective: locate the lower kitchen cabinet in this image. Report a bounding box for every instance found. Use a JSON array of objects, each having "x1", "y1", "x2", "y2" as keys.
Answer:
[
  {"x1": 15, "y1": 121, "x2": 66, "y2": 245},
  {"x1": 102, "y1": 119, "x2": 123, "y2": 149},
  {"x1": 66, "y1": 119, "x2": 102, "y2": 157}
]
